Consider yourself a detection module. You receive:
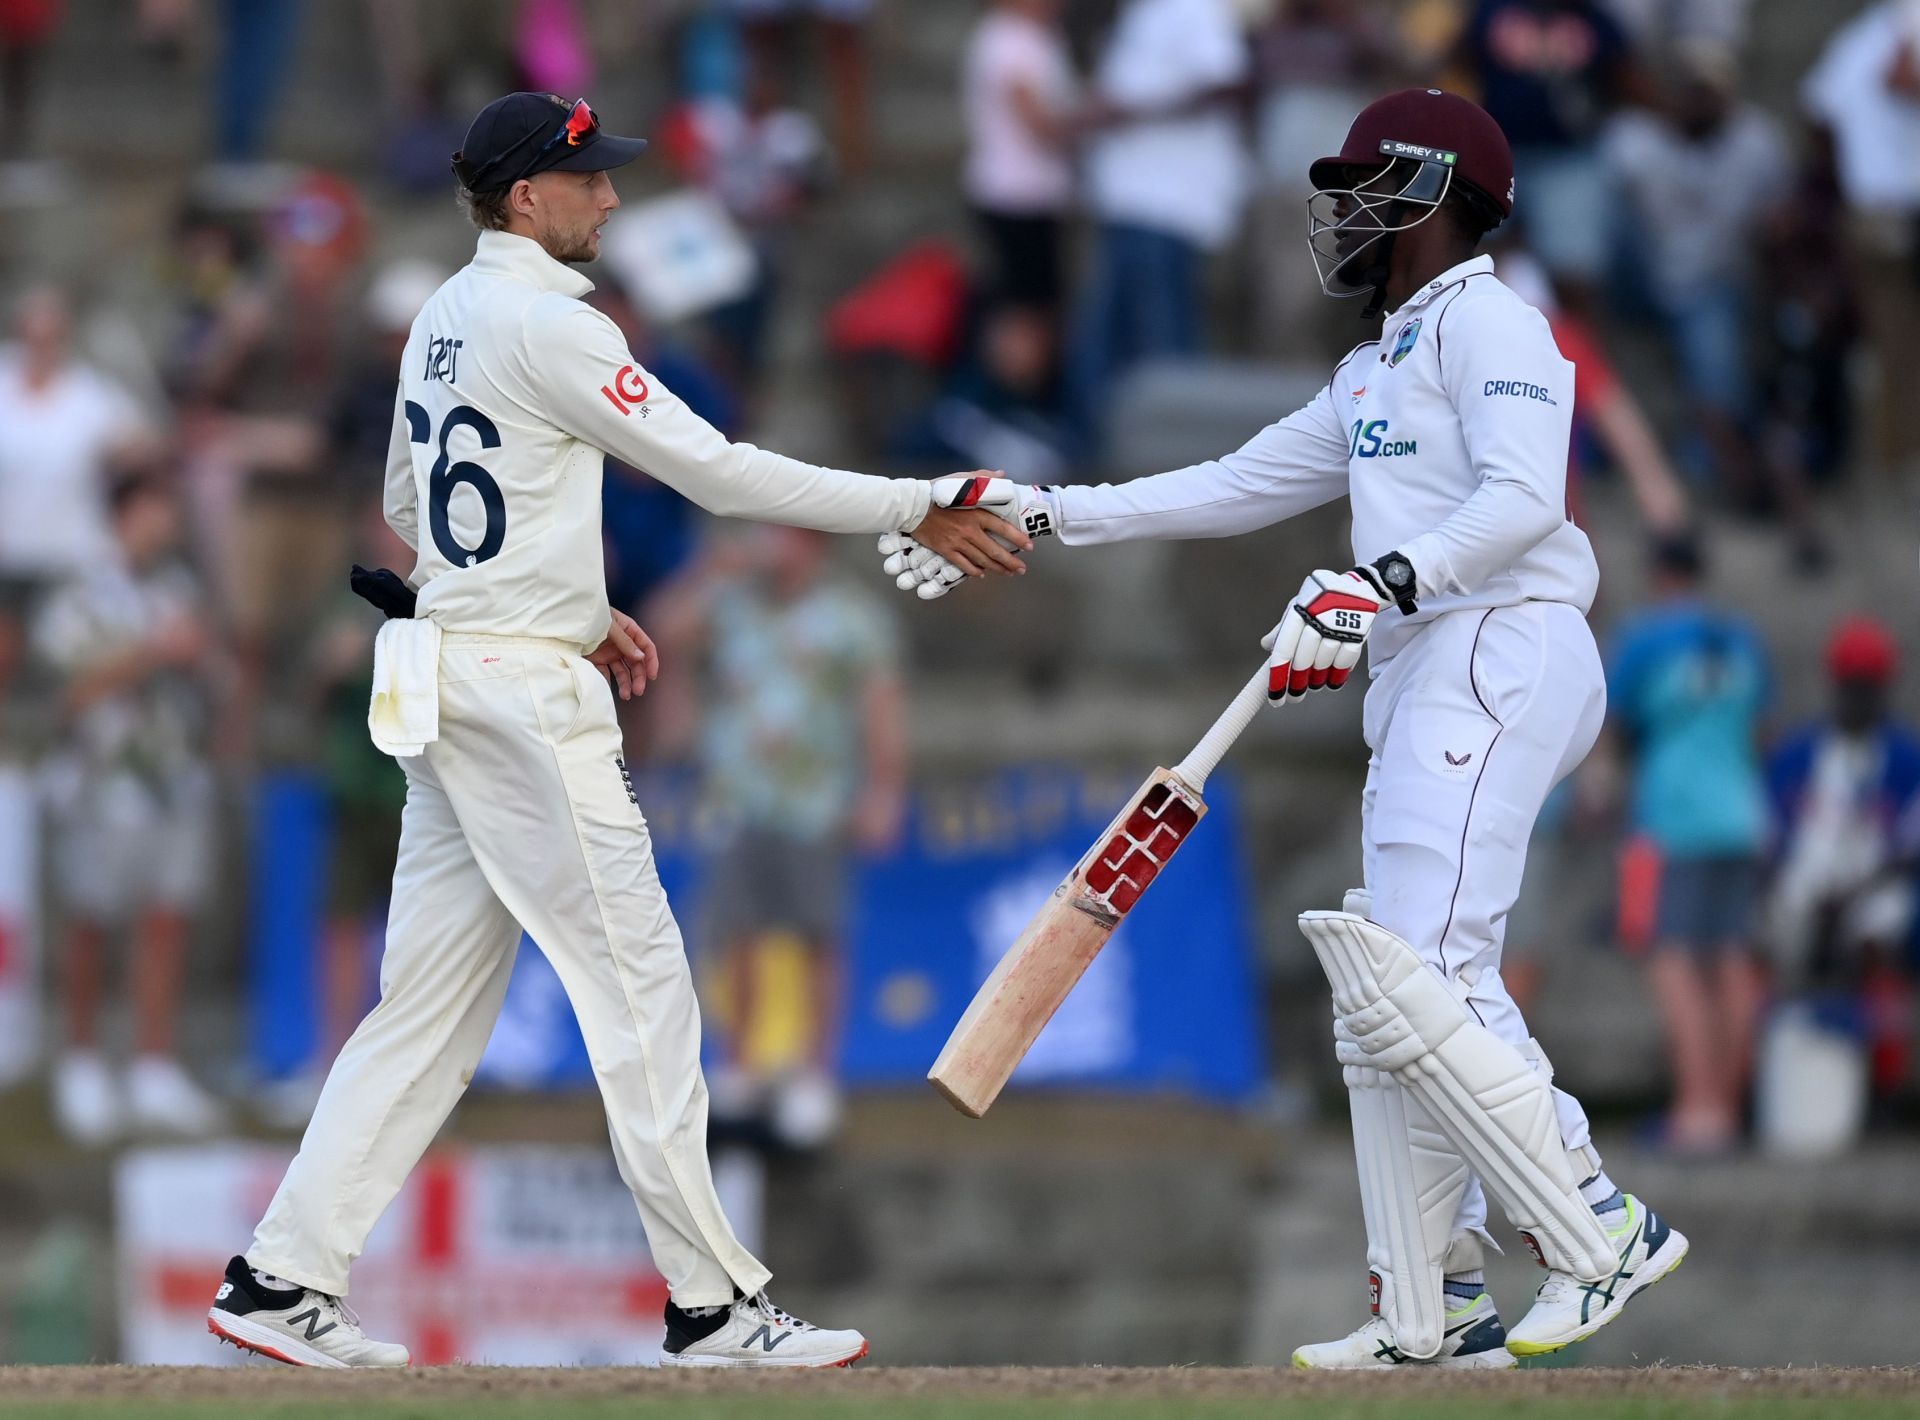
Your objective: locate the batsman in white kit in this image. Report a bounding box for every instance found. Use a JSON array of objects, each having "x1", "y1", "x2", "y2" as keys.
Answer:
[
  {"x1": 205, "y1": 92, "x2": 1025, "y2": 1369},
  {"x1": 885, "y1": 89, "x2": 1688, "y2": 1367}
]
